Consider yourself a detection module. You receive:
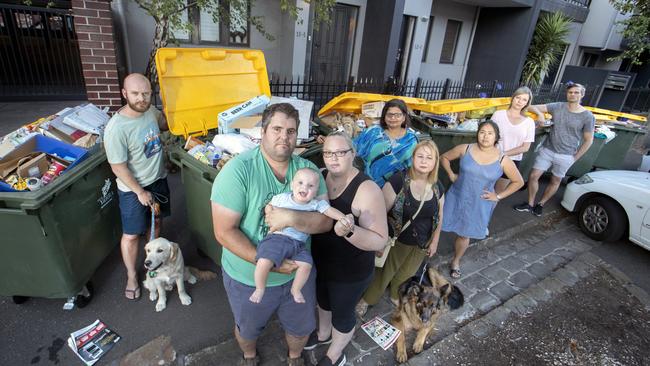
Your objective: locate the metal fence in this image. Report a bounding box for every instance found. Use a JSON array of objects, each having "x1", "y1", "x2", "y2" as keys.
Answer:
[
  {"x1": 269, "y1": 75, "x2": 600, "y2": 114},
  {"x1": 623, "y1": 88, "x2": 650, "y2": 114},
  {"x1": 0, "y1": 3, "x2": 86, "y2": 100}
]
